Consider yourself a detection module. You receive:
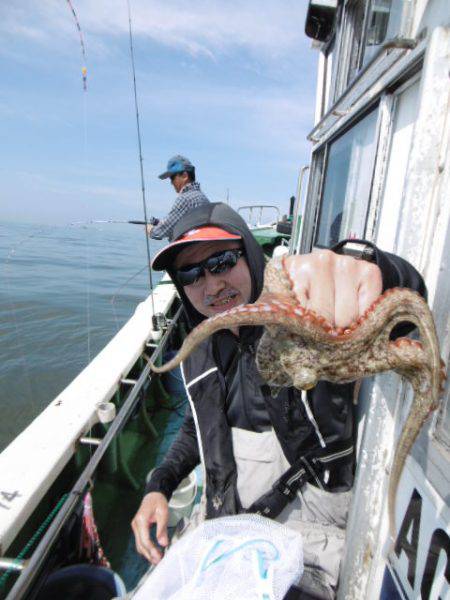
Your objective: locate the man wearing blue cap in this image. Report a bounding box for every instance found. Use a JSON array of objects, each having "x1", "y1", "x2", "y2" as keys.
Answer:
[{"x1": 147, "y1": 155, "x2": 210, "y2": 240}]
